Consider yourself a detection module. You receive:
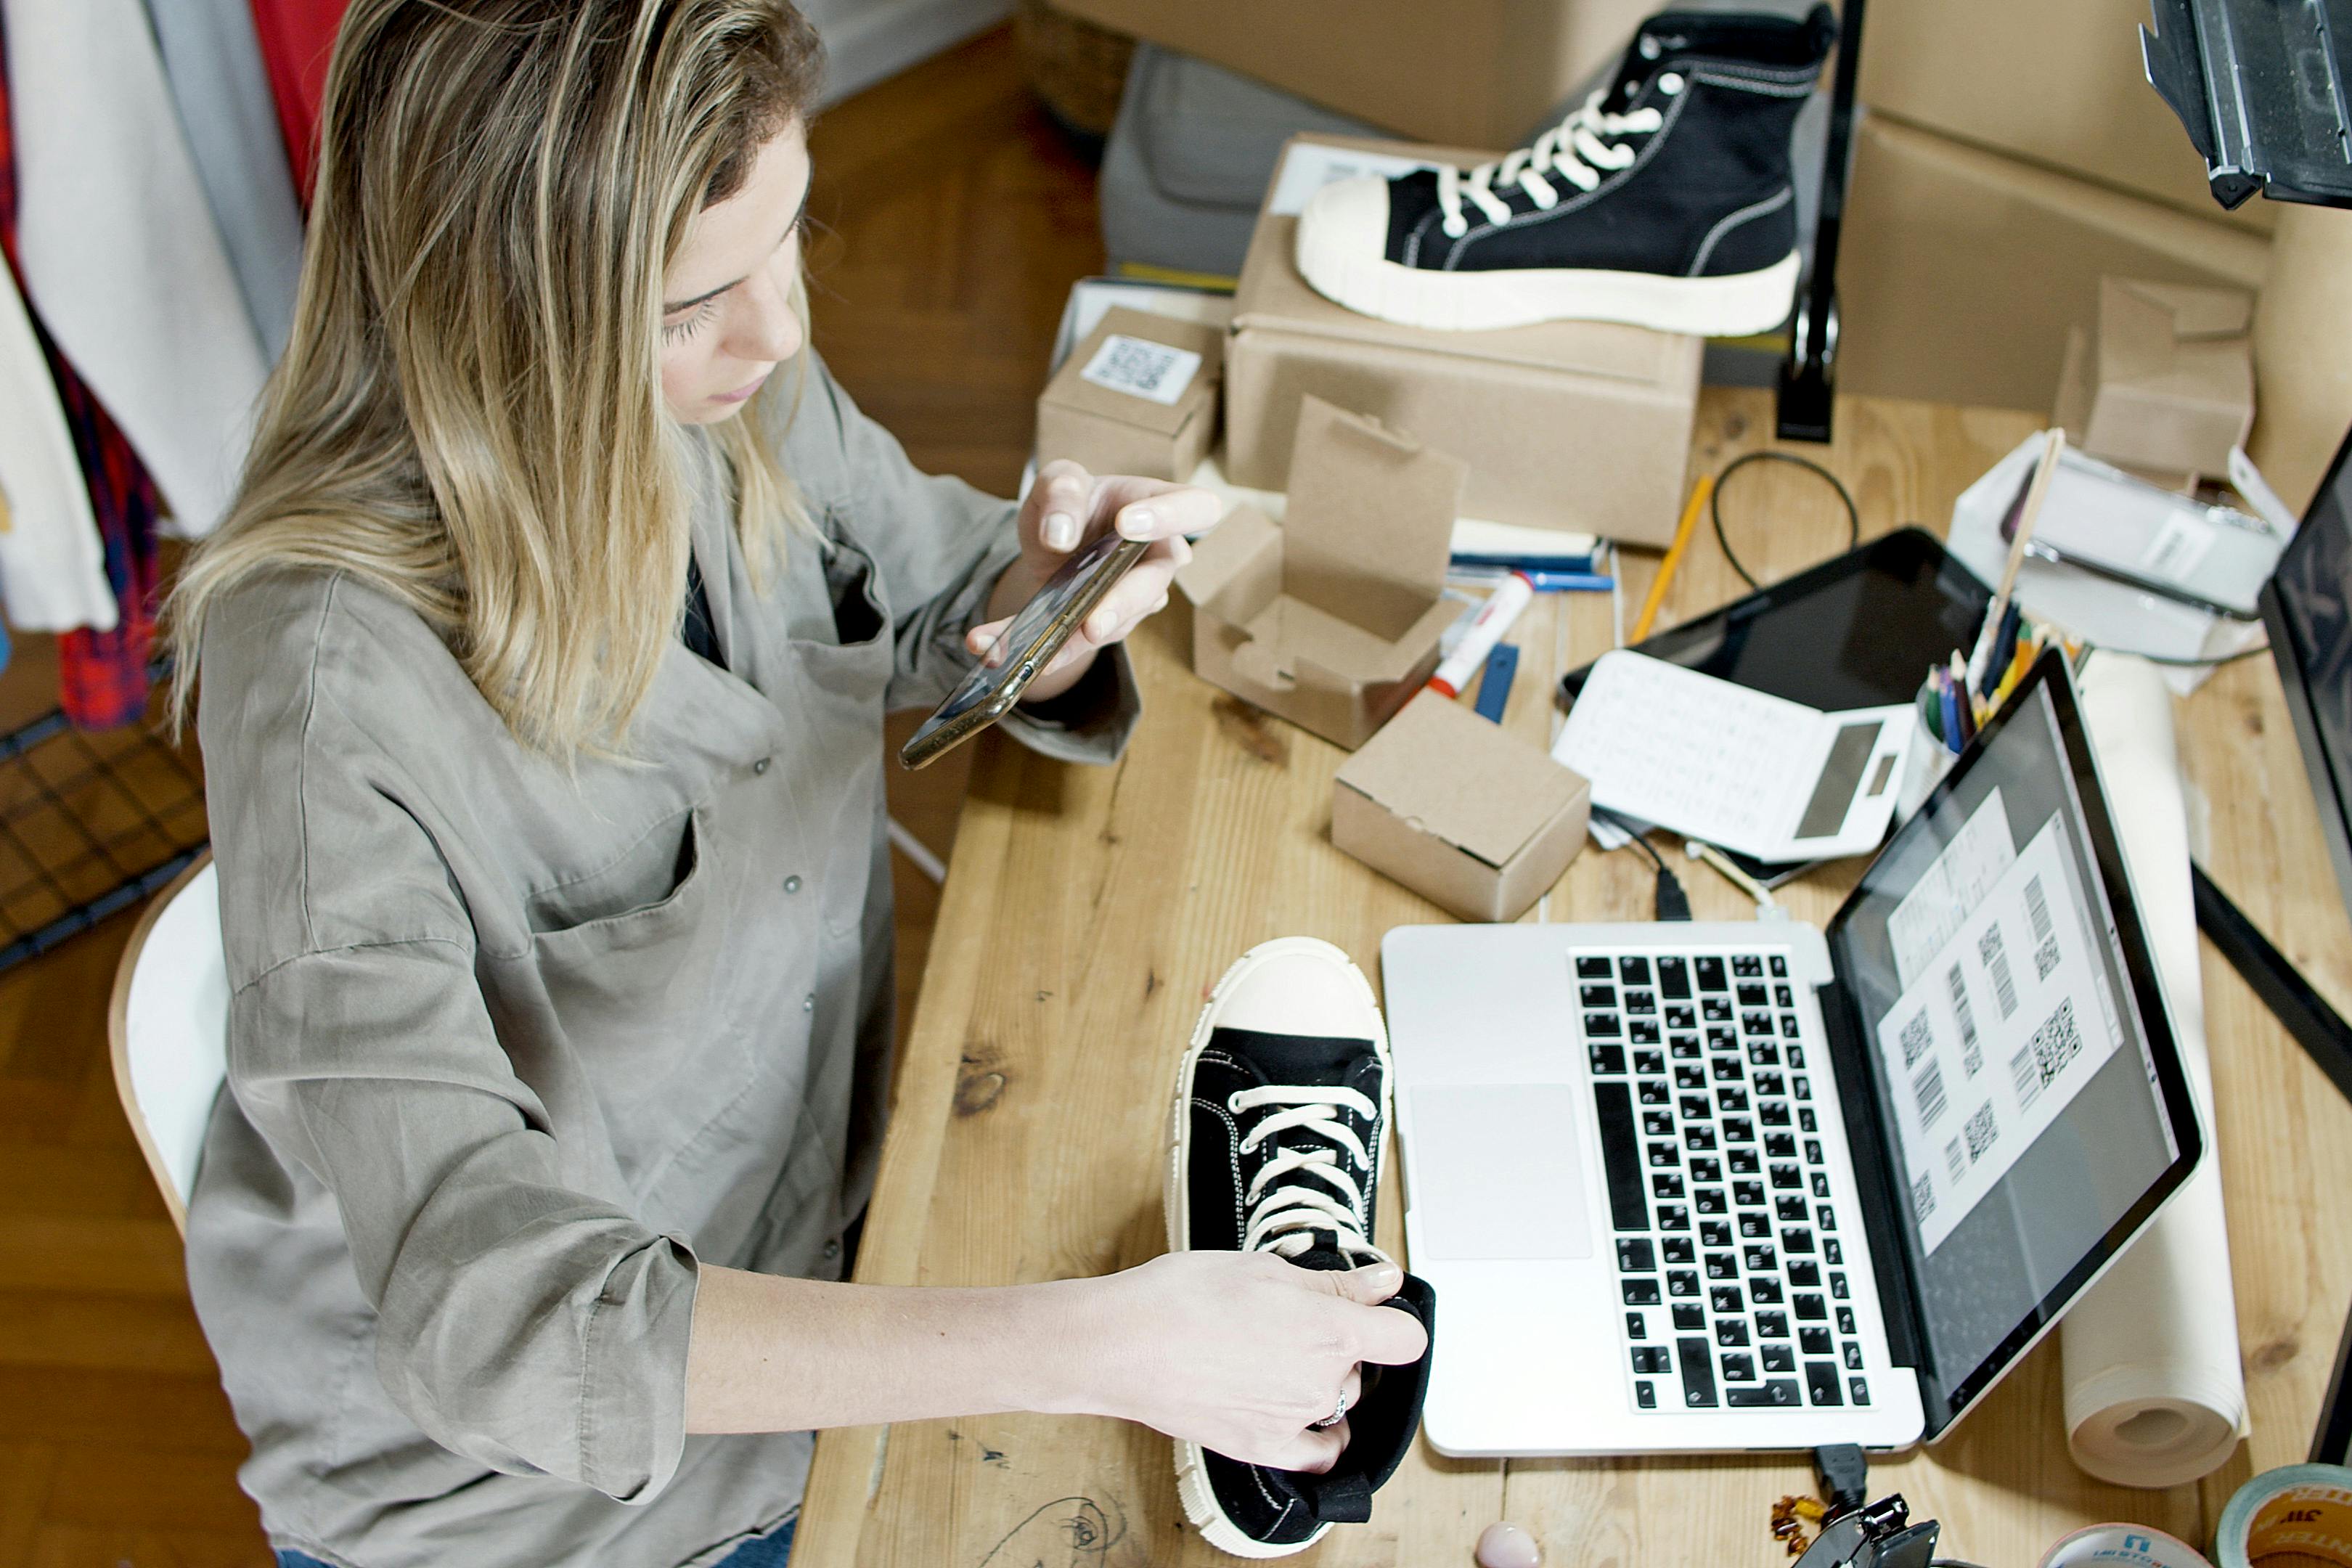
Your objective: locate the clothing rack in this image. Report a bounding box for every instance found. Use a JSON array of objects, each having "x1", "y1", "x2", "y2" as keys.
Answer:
[{"x1": 0, "y1": 658, "x2": 207, "y2": 974}]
